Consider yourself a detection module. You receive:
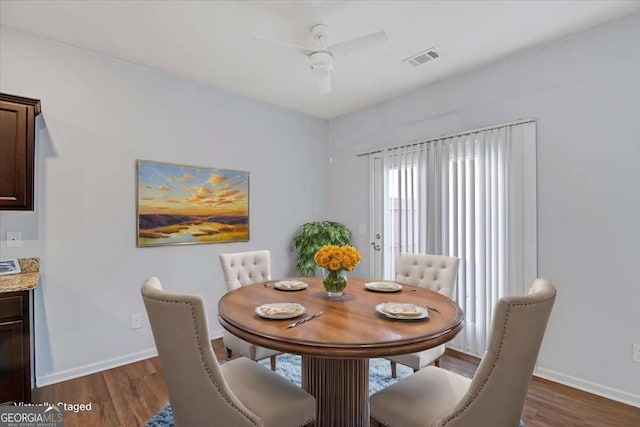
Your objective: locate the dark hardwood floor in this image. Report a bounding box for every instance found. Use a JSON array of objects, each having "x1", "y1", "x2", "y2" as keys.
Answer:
[{"x1": 35, "y1": 340, "x2": 640, "y2": 426}]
